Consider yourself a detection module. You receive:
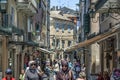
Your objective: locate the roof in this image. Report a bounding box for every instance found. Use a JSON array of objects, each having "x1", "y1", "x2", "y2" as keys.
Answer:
[
  {"x1": 60, "y1": 7, "x2": 77, "y2": 15},
  {"x1": 50, "y1": 11, "x2": 71, "y2": 21},
  {"x1": 64, "y1": 14, "x2": 76, "y2": 18}
]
